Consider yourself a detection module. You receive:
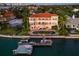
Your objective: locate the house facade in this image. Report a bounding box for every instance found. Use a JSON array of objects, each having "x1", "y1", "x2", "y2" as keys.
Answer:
[
  {"x1": 66, "y1": 15, "x2": 79, "y2": 30},
  {"x1": 29, "y1": 12, "x2": 58, "y2": 31}
]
